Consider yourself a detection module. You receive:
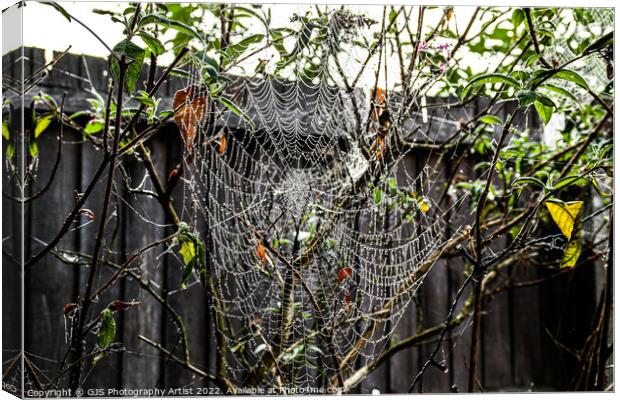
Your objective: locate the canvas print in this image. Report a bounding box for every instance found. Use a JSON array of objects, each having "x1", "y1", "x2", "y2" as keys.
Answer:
[{"x1": 1, "y1": 1, "x2": 614, "y2": 396}]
